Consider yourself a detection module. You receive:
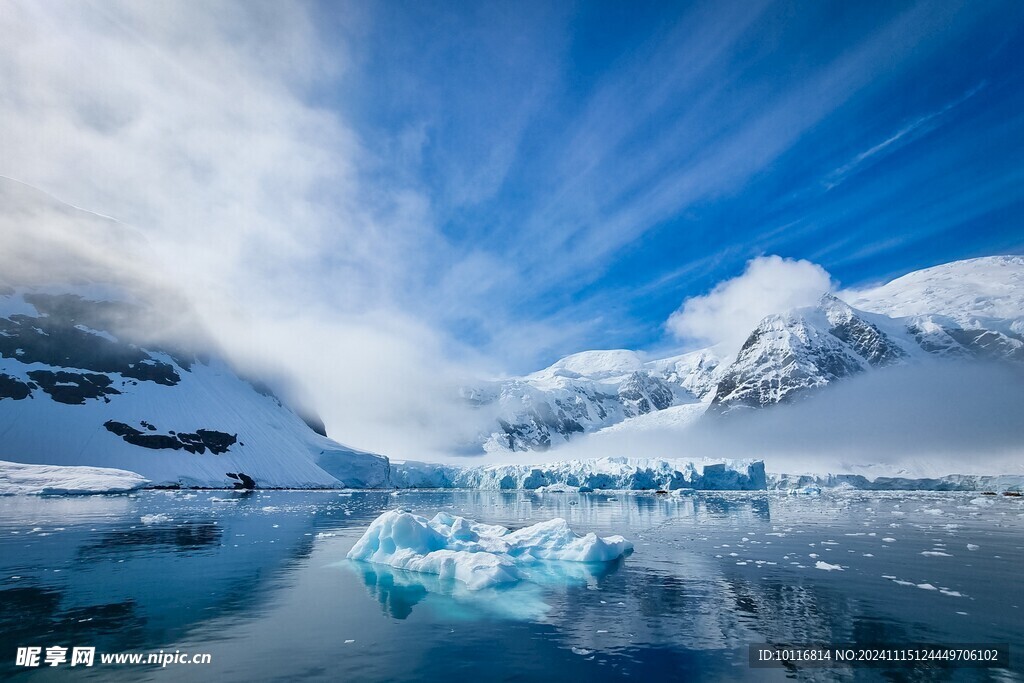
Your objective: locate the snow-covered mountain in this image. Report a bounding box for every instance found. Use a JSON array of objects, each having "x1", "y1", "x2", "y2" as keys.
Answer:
[
  {"x1": 471, "y1": 255, "x2": 1024, "y2": 450},
  {"x1": 0, "y1": 178, "x2": 389, "y2": 489},
  {"x1": 465, "y1": 349, "x2": 720, "y2": 452}
]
